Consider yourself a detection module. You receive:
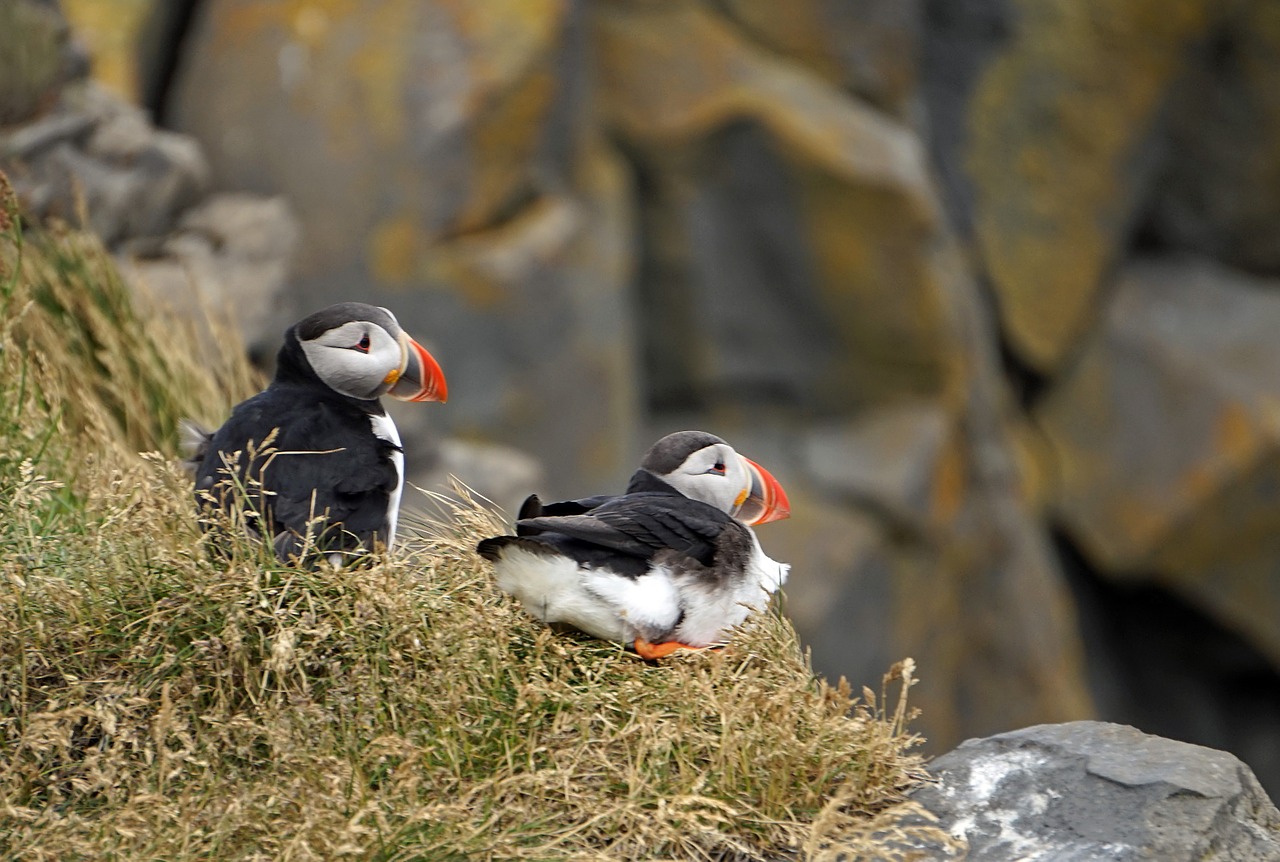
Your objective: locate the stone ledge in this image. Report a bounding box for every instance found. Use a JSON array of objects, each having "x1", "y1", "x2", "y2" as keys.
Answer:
[{"x1": 903, "y1": 721, "x2": 1280, "y2": 861}]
